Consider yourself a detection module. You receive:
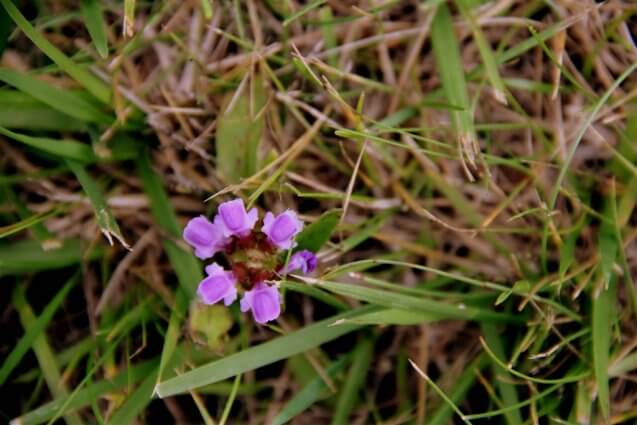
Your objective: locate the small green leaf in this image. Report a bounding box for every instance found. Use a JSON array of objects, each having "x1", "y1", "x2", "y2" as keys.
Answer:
[
  {"x1": 188, "y1": 302, "x2": 233, "y2": 353},
  {"x1": 295, "y1": 209, "x2": 340, "y2": 252},
  {"x1": 80, "y1": 0, "x2": 108, "y2": 58},
  {"x1": 216, "y1": 74, "x2": 265, "y2": 183}
]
